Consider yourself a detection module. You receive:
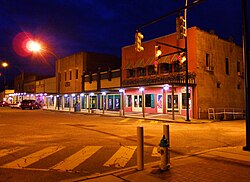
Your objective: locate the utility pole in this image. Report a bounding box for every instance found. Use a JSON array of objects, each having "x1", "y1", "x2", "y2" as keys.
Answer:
[
  {"x1": 184, "y1": 0, "x2": 190, "y2": 121},
  {"x1": 242, "y1": 0, "x2": 250, "y2": 151}
]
